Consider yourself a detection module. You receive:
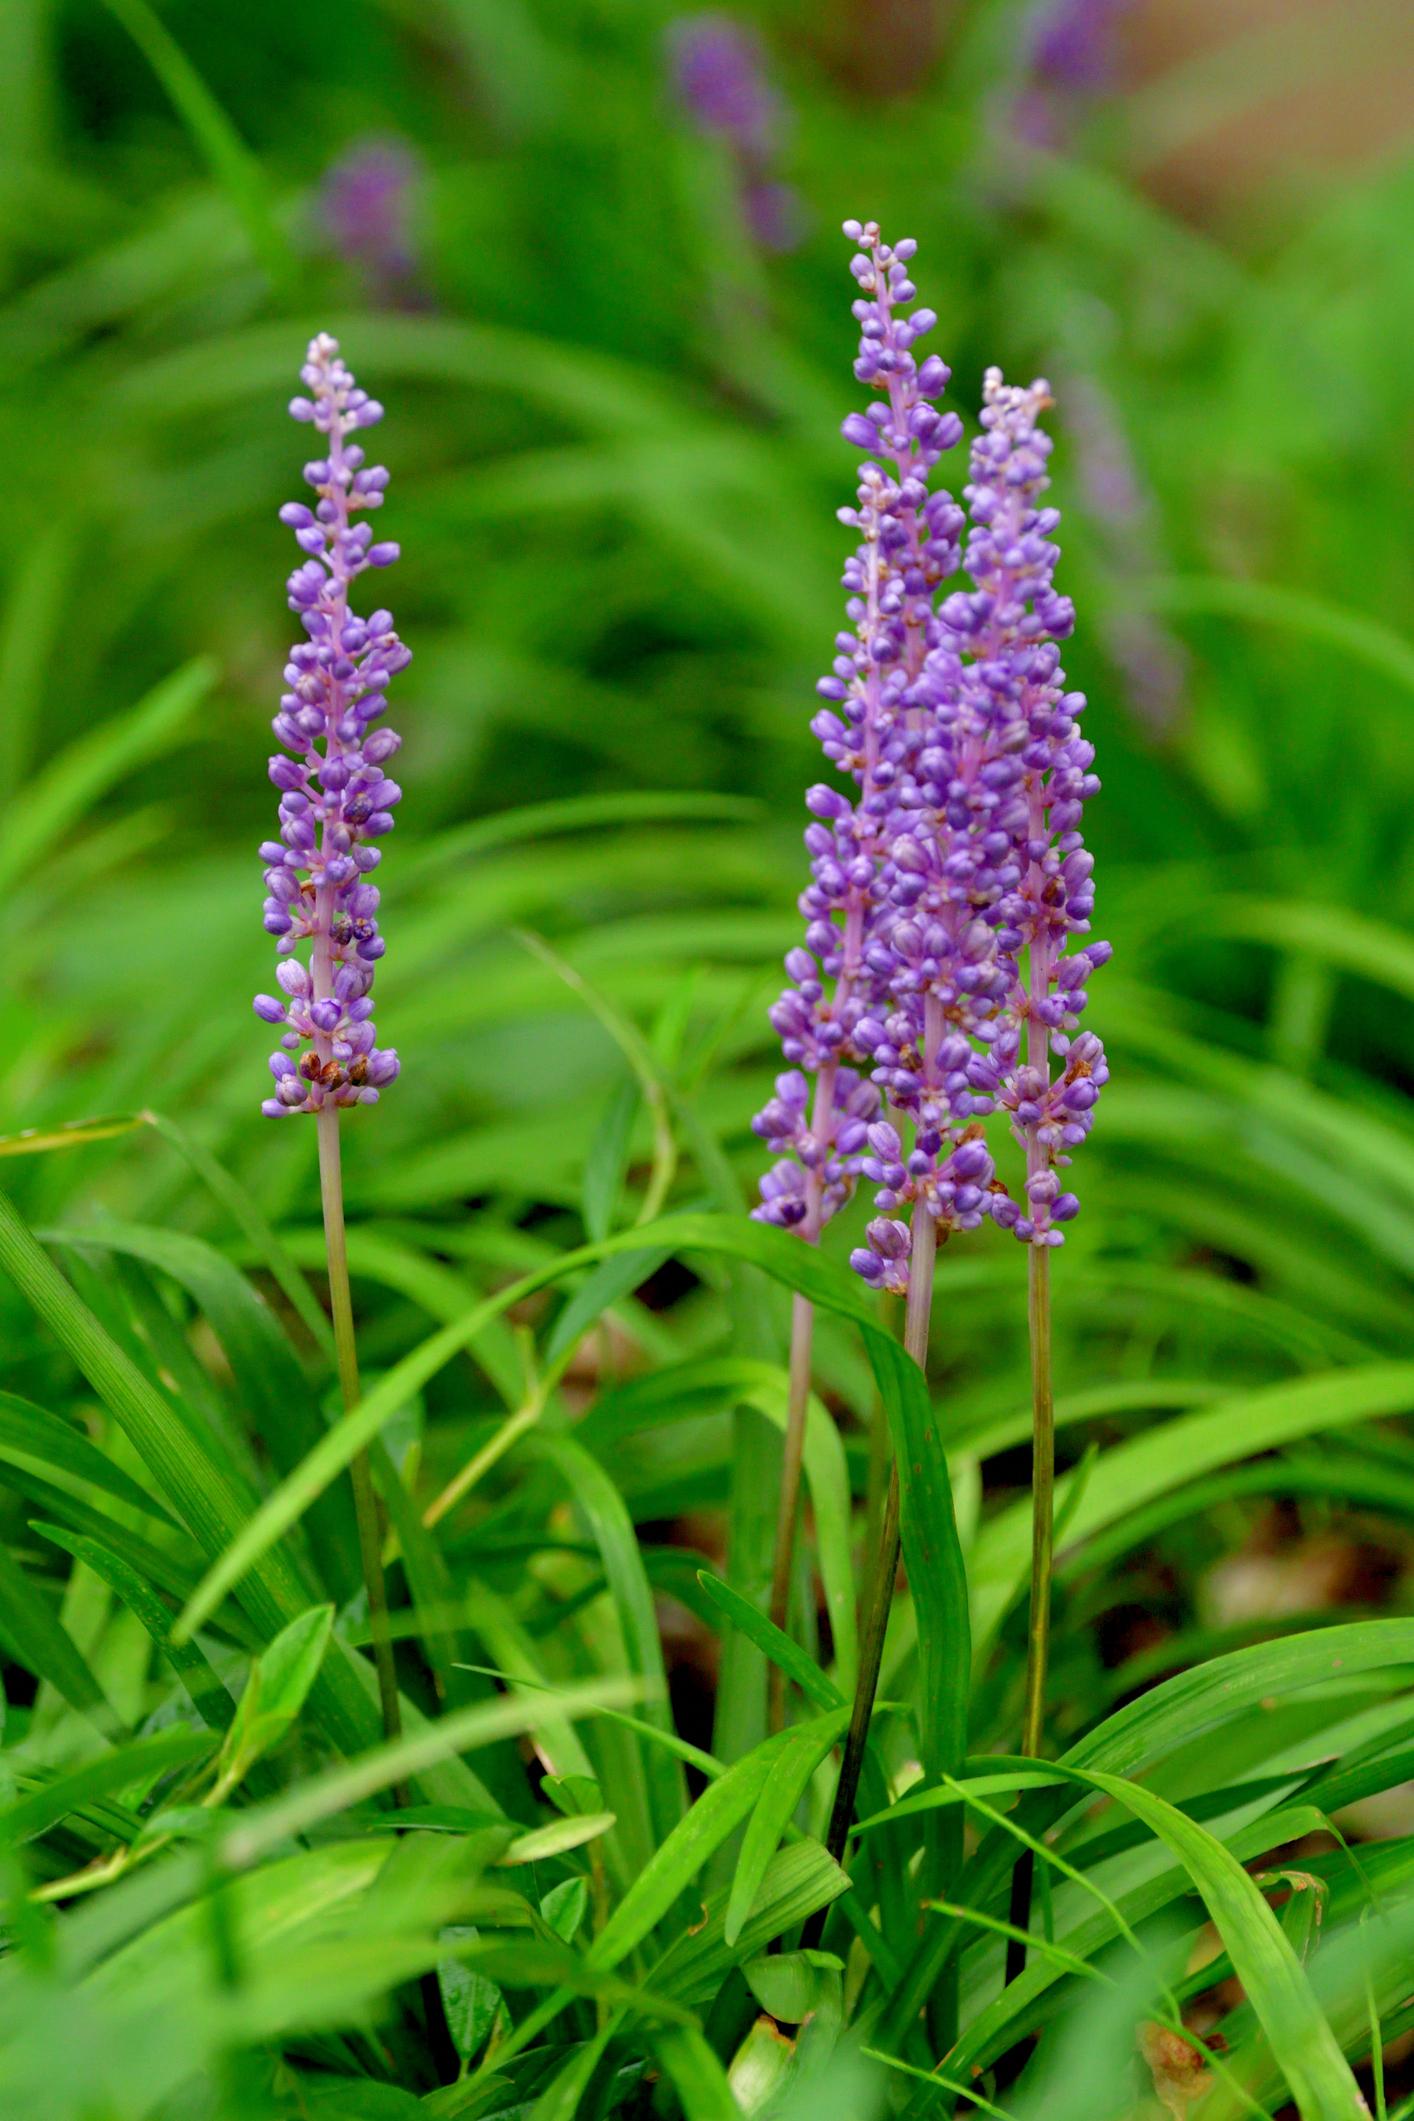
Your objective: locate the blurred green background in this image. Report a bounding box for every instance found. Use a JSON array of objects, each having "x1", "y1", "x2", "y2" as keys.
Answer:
[{"x1": 3, "y1": 0, "x2": 1413, "y2": 1726}]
